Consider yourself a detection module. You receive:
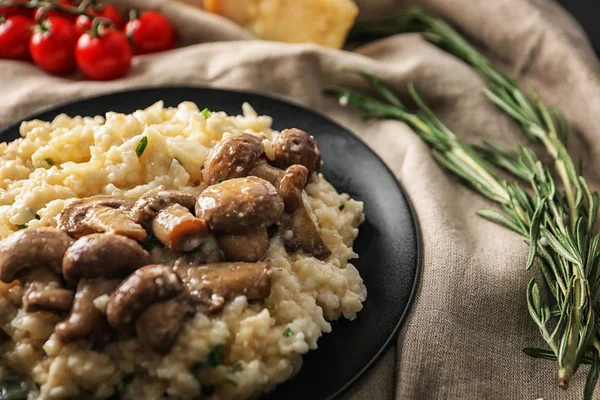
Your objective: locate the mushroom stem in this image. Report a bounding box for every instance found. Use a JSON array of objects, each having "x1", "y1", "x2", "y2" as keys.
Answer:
[
  {"x1": 152, "y1": 204, "x2": 209, "y2": 252},
  {"x1": 55, "y1": 279, "x2": 119, "y2": 344}
]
